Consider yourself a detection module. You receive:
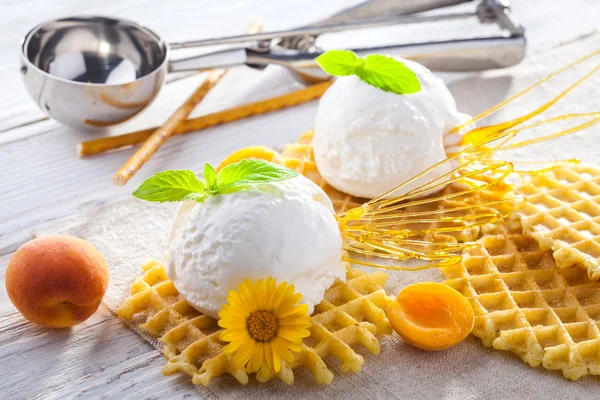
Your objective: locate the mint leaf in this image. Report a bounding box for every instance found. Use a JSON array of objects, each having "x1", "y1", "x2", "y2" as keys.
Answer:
[
  {"x1": 133, "y1": 170, "x2": 205, "y2": 203},
  {"x1": 217, "y1": 159, "x2": 297, "y2": 193},
  {"x1": 183, "y1": 192, "x2": 208, "y2": 202},
  {"x1": 315, "y1": 50, "x2": 359, "y2": 76},
  {"x1": 315, "y1": 50, "x2": 421, "y2": 95},
  {"x1": 204, "y1": 163, "x2": 218, "y2": 194},
  {"x1": 133, "y1": 160, "x2": 298, "y2": 205},
  {"x1": 356, "y1": 54, "x2": 421, "y2": 94}
]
